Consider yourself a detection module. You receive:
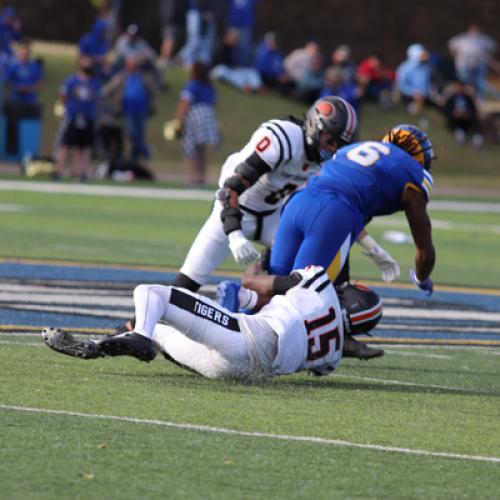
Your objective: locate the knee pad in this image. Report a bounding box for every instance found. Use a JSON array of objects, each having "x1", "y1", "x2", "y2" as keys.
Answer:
[{"x1": 336, "y1": 282, "x2": 383, "y2": 335}]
